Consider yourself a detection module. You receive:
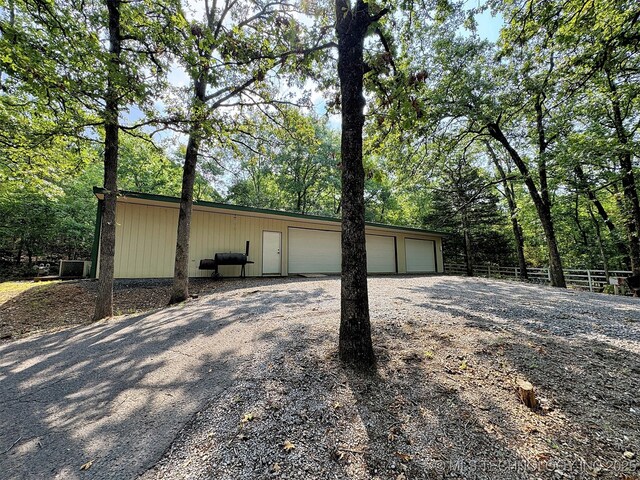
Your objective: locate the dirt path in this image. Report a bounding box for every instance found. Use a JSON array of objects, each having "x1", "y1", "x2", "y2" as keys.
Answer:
[{"x1": 1, "y1": 276, "x2": 639, "y2": 480}]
